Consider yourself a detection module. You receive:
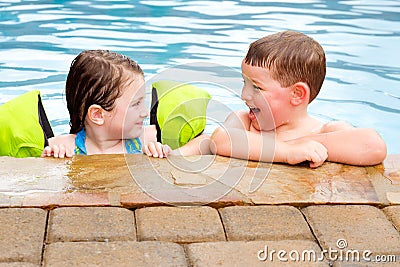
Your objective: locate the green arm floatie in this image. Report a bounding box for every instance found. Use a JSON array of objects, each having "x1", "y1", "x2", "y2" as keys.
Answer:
[
  {"x1": 150, "y1": 80, "x2": 211, "y2": 150},
  {"x1": 0, "y1": 90, "x2": 54, "y2": 157}
]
